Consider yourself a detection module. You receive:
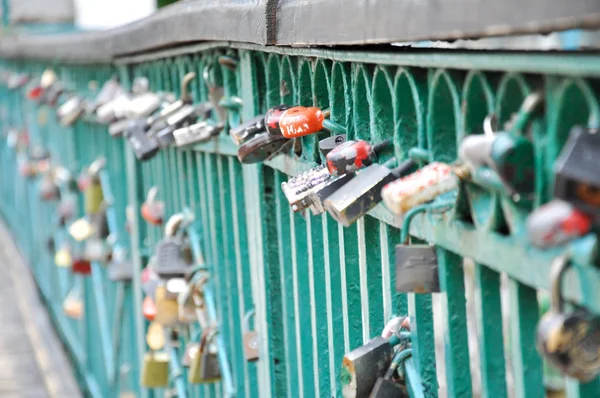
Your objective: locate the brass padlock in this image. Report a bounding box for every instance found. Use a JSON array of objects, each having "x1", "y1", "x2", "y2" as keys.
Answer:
[
  {"x1": 140, "y1": 351, "x2": 169, "y2": 388},
  {"x1": 188, "y1": 327, "x2": 221, "y2": 384},
  {"x1": 536, "y1": 254, "x2": 600, "y2": 381},
  {"x1": 155, "y1": 284, "x2": 180, "y2": 326},
  {"x1": 242, "y1": 310, "x2": 260, "y2": 361},
  {"x1": 84, "y1": 159, "x2": 106, "y2": 215}
]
